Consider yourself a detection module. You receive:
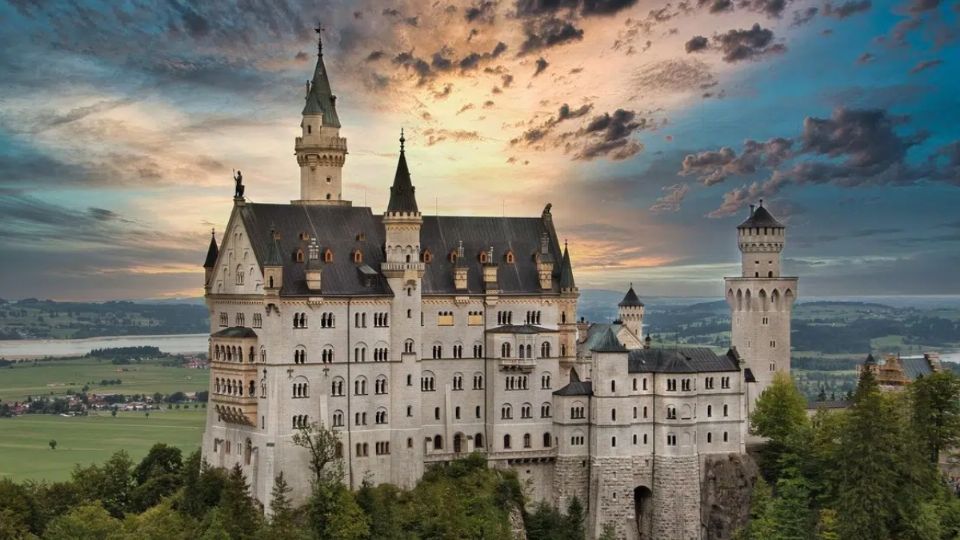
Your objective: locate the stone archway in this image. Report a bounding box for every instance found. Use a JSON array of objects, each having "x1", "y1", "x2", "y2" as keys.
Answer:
[{"x1": 634, "y1": 486, "x2": 653, "y2": 539}]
